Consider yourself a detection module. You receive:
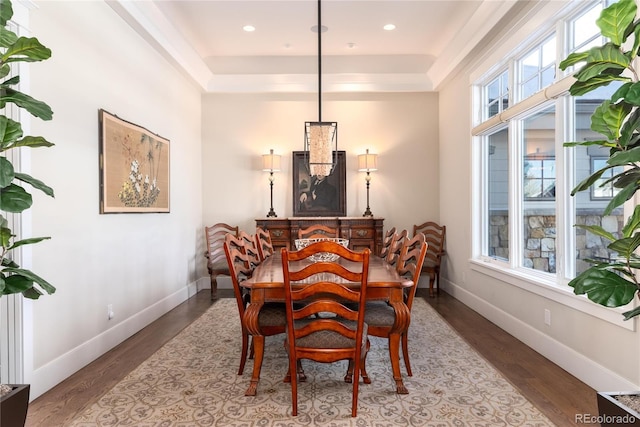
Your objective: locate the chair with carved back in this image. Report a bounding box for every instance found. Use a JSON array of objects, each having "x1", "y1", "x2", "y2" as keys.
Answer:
[
  {"x1": 205, "y1": 223, "x2": 239, "y2": 300},
  {"x1": 413, "y1": 221, "x2": 446, "y2": 297},
  {"x1": 379, "y1": 227, "x2": 396, "y2": 259},
  {"x1": 223, "y1": 233, "x2": 287, "y2": 395},
  {"x1": 362, "y1": 233, "x2": 427, "y2": 377},
  {"x1": 385, "y1": 229, "x2": 408, "y2": 266},
  {"x1": 238, "y1": 230, "x2": 261, "y2": 269},
  {"x1": 281, "y1": 241, "x2": 371, "y2": 417},
  {"x1": 255, "y1": 226, "x2": 274, "y2": 261},
  {"x1": 297, "y1": 224, "x2": 338, "y2": 239}
]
